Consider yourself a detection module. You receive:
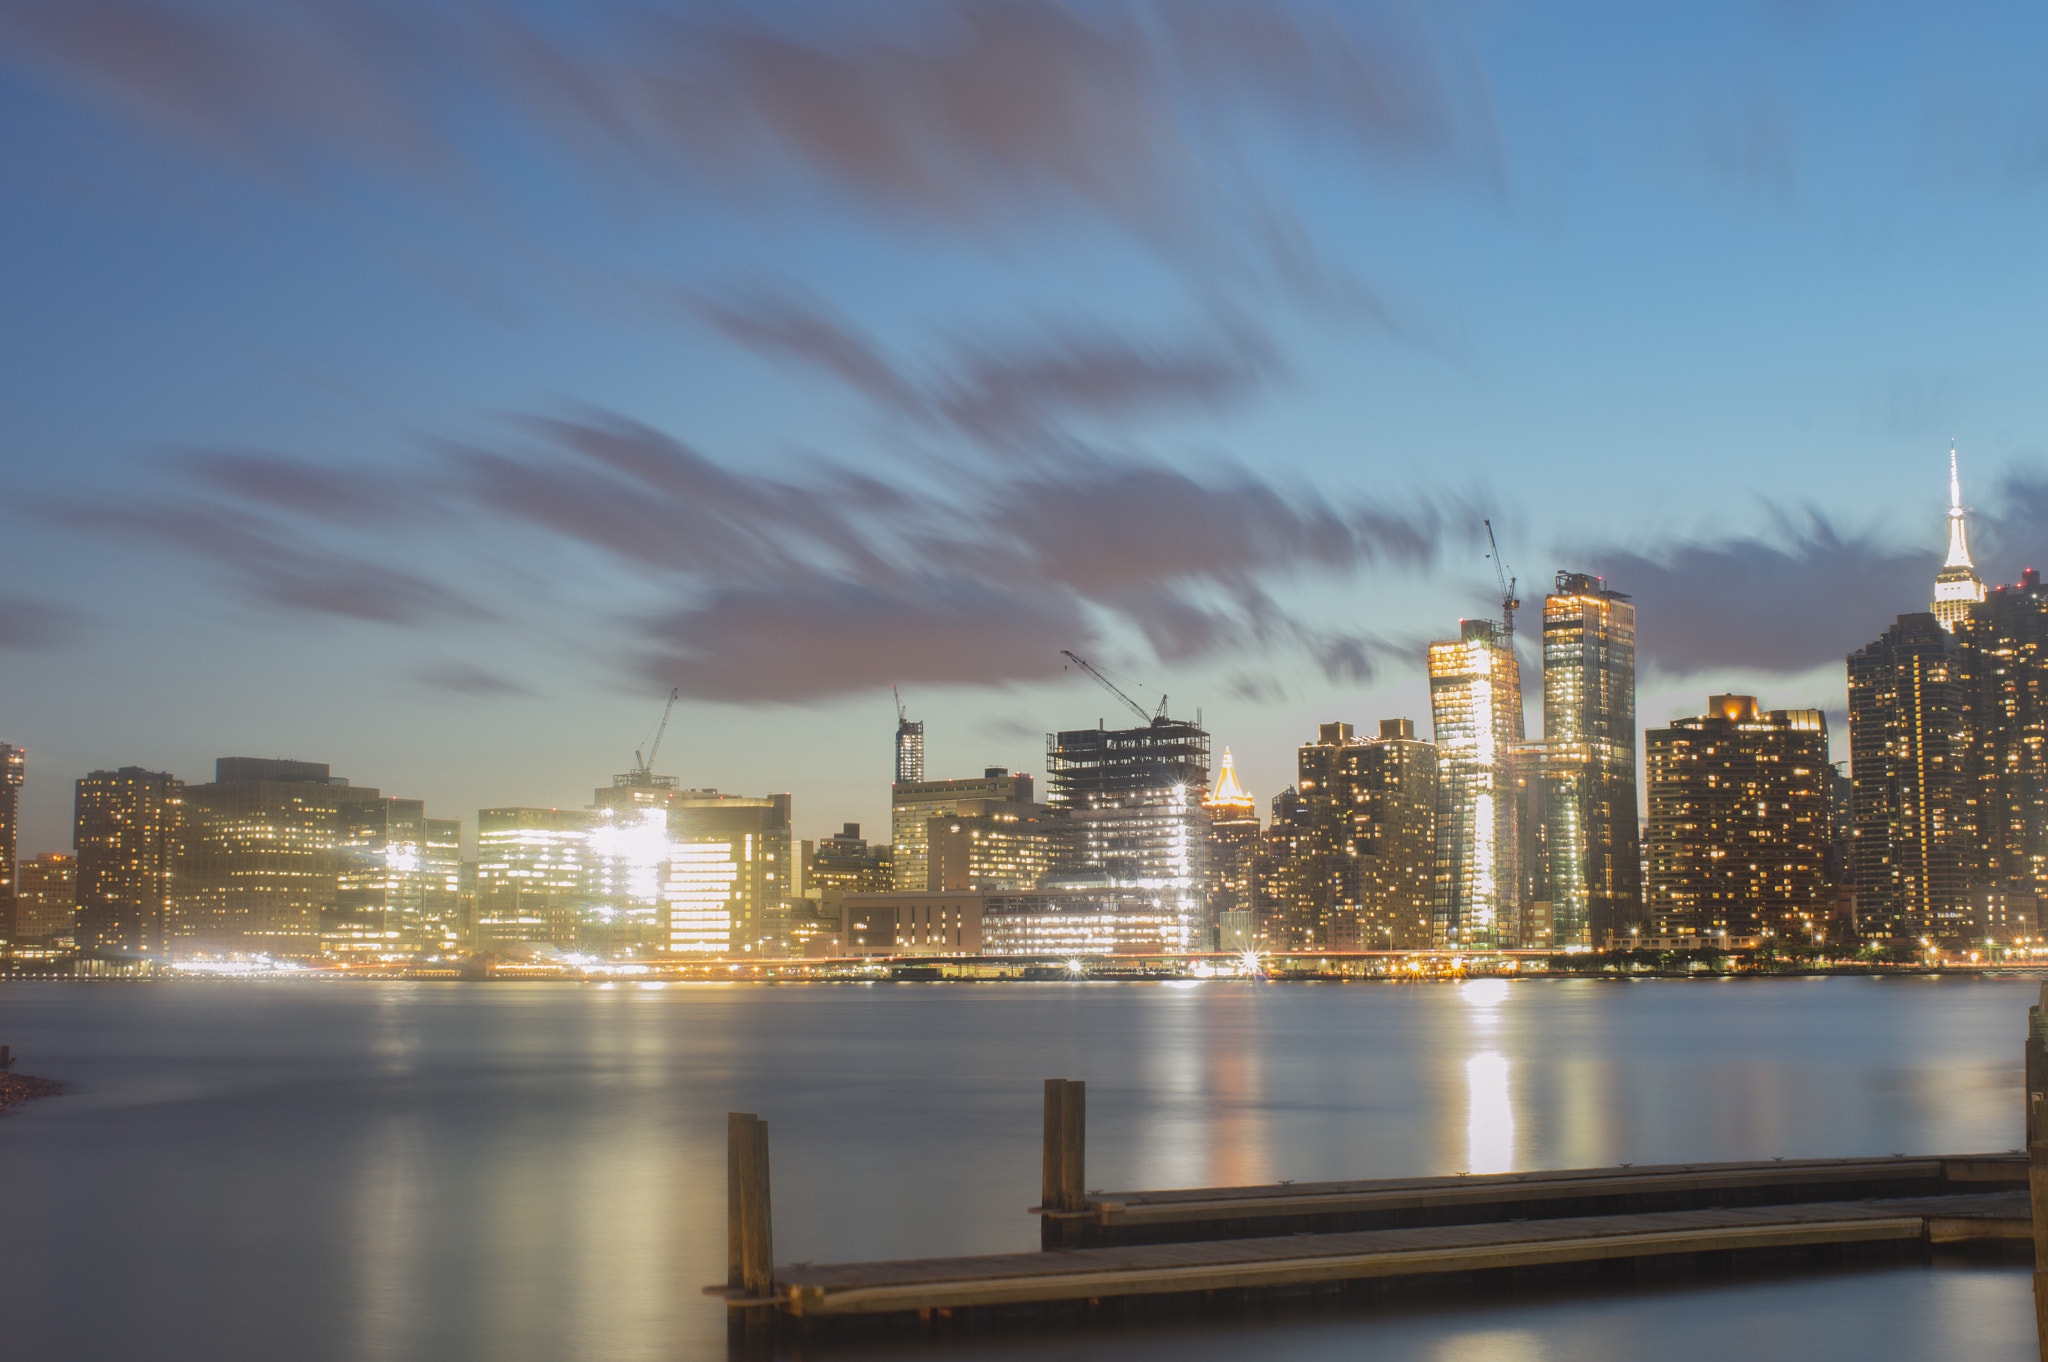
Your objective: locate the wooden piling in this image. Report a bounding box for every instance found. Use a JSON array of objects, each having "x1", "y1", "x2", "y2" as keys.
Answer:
[
  {"x1": 1041, "y1": 1079, "x2": 1087, "y2": 1249},
  {"x1": 2032, "y1": 1140, "x2": 2048, "y2": 1362},
  {"x1": 726, "y1": 1112, "x2": 776, "y2": 1347},
  {"x1": 2029, "y1": 988, "x2": 2048, "y2": 1146}
]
